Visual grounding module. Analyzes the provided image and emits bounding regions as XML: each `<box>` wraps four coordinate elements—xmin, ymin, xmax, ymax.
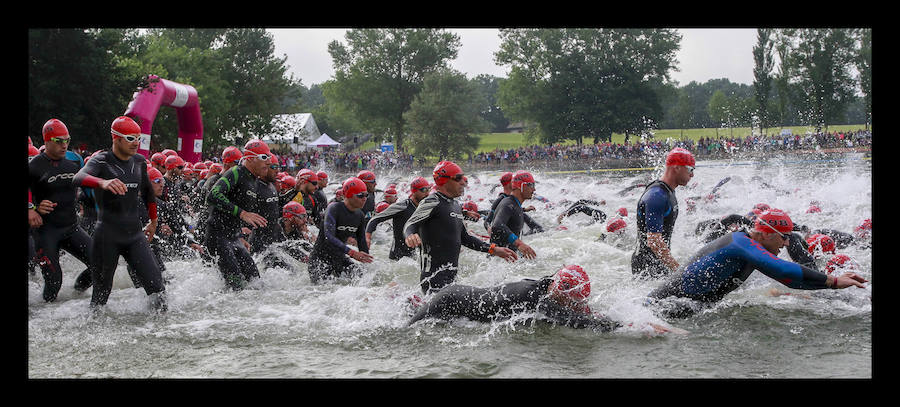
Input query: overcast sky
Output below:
<box><xmin>269</xmin><ymin>28</ymin><xmax>760</xmax><ymax>87</ymax></box>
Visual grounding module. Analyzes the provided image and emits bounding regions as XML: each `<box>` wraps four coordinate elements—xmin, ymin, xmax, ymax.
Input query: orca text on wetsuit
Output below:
<box><xmin>28</xmin><ymin>149</ymin><xmax>94</xmax><ymax>301</ymax></box>
<box><xmin>308</xmin><ymin>201</ymin><xmax>369</xmax><ymax>283</ymax></box>
<box><xmin>205</xmin><ymin>164</ymin><xmax>264</xmax><ymax>289</ymax></box>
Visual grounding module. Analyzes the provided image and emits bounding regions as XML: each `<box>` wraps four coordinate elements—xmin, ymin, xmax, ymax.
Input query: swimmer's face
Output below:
<box><xmin>758</xmin><ymin>231</ymin><xmax>790</xmax><ymax>255</ymax></box>
<box><xmin>676</xmin><ymin>165</ymin><xmax>694</xmax><ymax>186</ymax></box>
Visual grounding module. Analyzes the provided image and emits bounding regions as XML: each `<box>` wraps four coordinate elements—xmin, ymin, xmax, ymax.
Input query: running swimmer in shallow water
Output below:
<box><xmin>307</xmin><ymin>177</ymin><xmax>373</xmax><ymax>284</ymax></box>
<box><xmin>490</xmin><ymin>171</ymin><xmax>539</xmax><ymax>259</ymax></box>
<box><xmin>404</xmin><ymin>161</ymin><xmax>518</xmax><ymax>294</ymax></box>
<box><xmin>365</xmin><ymin>177</ymin><xmax>432</xmax><ymax>260</ymax></box>
<box><xmin>408</xmin><ymin>265</ymin><xmax>675</xmax><ymax>334</ymax></box>
<box><xmin>645</xmin><ymin>209</ymin><xmax>867</xmax><ymax>319</ymax></box>
<box><xmin>632</xmin><ymin>147</ymin><xmax>695</xmax><ymax>279</ymax></box>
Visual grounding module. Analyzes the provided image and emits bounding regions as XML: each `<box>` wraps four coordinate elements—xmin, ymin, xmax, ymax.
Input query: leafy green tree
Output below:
<box><xmin>708</xmin><ymin>90</ymin><xmax>728</xmax><ymax>137</ymax></box>
<box><xmin>326</xmin><ymin>29</ymin><xmax>461</xmax><ymax>152</ymax></box>
<box><xmin>752</xmin><ymin>29</ymin><xmax>776</xmax><ymax>135</ymax></box>
<box><xmin>855</xmin><ymin>28</ymin><xmax>872</xmax><ymax>129</ymax></box>
<box><xmin>471</xmin><ymin>74</ymin><xmax>509</xmax><ymax>133</ymax></box>
<box><xmin>495</xmin><ymin>29</ymin><xmax>680</xmax><ymax>144</ymax></box>
<box><xmin>780</xmin><ymin>28</ymin><xmax>858</xmax><ymax>131</ymax></box>
<box><xmin>404</xmin><ymin>69</ymin><xmax>489</xmax><ymax>160</ymax></box>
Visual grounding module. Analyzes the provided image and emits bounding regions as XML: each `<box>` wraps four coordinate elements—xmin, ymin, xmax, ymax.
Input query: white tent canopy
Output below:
<box><xmin>307</xmin><ymin>133</ymin><xmax>341</xmax><ymax>147</ymax></box>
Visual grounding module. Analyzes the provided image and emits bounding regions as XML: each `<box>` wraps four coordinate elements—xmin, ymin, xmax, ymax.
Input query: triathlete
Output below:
<box><xmin>307</xmin><ymin>177</ymin><xmax>373</xmax><ymax>284</ymax></box>
<box><xmin>204</xmin><ymin>140</ymin><xmax>271</xmax><ymax>290</ymax></box>
<box><xmin>404</xmin><ymin>161</ymin><xmax>518</xmax><ymax>294</ymax></box>
<box><xmin>365</xmin><ymin>176</ymin><xmax>431</xmax><ymax>260</ymax></box>
<box><xmin>483</xmin><ymin>171</ymin><xmax>543</xmax><ymax>235</ymax></box>
<box><xmin>632</xmin><ymin>147</ymin><xmax>695</xmax><ymax>279</ymax></box>
<box><xmin>357</xmin><ymin>170</ymin><xmax>378</xmax><ymax>221</ymax></box>
<box><xmin>27</xmin><ymin>118</ymin><xmax>94</xmax><ymax>301</ymax></box>
<box><xmin>72</xmin><ymin>116</ymin><xmax>167</xmax><ymax>312</ymax></box>
<box><xmin>489</xmin><ymin>170</ymin><xmax>538</xmax><ymax>259</ymax></box>
<box><xmin>645</xmin><ymin>209</ymin><xmax>868</xmax><ymax>319</ymax></box>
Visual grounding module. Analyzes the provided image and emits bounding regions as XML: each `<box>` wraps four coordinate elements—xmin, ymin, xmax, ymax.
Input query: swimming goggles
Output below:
<box><xmin>49</xmin><ymin>137</ymin><xmax>71</xmax><ymax>144</ymax></box>
<box><xmin>111</xmin><ymin>129</ymin><xmax>141</xmax><ymax>142</ymax></box>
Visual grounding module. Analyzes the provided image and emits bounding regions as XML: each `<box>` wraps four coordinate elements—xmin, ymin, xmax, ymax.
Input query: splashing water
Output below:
<box><xmin>28</xmin><ymin>154</ymin><xmax>871</xmax><ymax>378</ymax></box>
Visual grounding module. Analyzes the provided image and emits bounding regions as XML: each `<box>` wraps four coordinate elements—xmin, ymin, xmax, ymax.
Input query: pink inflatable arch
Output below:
<box><xmin>124</xmin><ymin>75</ymin><xmax>204</xmax><ymax>163</ymax></box>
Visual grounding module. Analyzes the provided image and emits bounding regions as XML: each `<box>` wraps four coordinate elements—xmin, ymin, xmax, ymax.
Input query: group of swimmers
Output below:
<box><xmin>28</xmin><ymin>116</ymin><xmax>870</xmax><ymax>333</ymax></box>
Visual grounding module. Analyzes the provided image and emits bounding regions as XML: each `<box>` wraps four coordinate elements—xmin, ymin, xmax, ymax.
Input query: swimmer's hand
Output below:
<box><xmin>832</xmin><ymin>272</ymin><xmax>868</xmax><ymax>289</ymax></box>
<box><xmin>490</xmin><ymin>246</ymin><xmax>518</xmax><ymax>262</ymax></box>
<box><xmin>239</xmin><ymin>210</ymin><xmax>268</xmax><ymax>228</ymax></box>
<box><xmin>100</xmin><ymin>178</ymin><xmax>128</xmax><ymax>195</ymax></box>
<box><xmin>348</xmin><ymin>249</ymin><xmax>373</xmax><ymax>263</ymax></box>
<box><xmin>405</xmin><ymin>233</ymin><xmax>422</xmax><ymax>248</ymax></box>
<box><xmin>514</xmin><ymin>240</ymin><xmax>537</xmax><ymax>259</ymax></box>
<box><xmin>648</xmin><ymin>322</ymin><xmax>689</xmax><ymax>335</ymax></box>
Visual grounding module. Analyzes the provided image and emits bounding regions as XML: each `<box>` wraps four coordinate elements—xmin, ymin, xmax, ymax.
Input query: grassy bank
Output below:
<box><xmin>354</xmin><ymin>124</ymin><xmax>870</xmax><ymax>154</ymax></box>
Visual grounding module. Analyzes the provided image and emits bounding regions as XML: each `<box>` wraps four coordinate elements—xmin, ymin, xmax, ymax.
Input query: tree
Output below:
<box><xmin>708</xmin><ymin>90</ymin><xmax>728</xmax><ymax>137</ymax></box>
<box><xmin>752</xmin><ymin>29</ymin><xmax>776</xmax><ymax>135</ymax></box>
<box><xmin>326</xmin><ymin>29</ymin><xmax>461</xmax><ymax>152</ymax></box>
<box><xmin>404</xmin><ymin>69</ymin><xmax>489</xmax><ymax>160</ymax></box>
<box><xmin>495</xmin><ymin>29</ymin><xmax>680</xmax><ymax>144</ymax></box>
<box><xmin>781</xmin><ymin>28</ymin><xmax>858</xmax><ymax>132</ymax></box>
<box><xmin>855</xmin><ymin>28</ymin><xmax>872</xmax><ymax>129</ymax></box>
<box><xmin>471</xmin><ymin>74</ymin><xmax>510</xmax><ymax>133</ymax></box>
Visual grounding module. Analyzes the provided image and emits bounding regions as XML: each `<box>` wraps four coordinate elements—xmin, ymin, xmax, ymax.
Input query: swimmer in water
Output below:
<box><xmin>489</xmin><ymin>171</ymin><xmax>538</xmax><ymax>259</ymax></box>
<box><xmin>307</xmin><ymin>177</ymin><xmax>373</xmax><ymax>284</ymax></box>
<box><xmin>632</xmin><ymin>147</ymin><xmax>695</xmax><ymax>279</ymax></box>
<box><xmin>408</xmin><ymin>265</ymin><xmax>675</xmax><ymax>334</ymax></box>
<box><xmin>645</xmin><ymin>209</ymin><xmax>867</xmax><ymax>319</ymax></box>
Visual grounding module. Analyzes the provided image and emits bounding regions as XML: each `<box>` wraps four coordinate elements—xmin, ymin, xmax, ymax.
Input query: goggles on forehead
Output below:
<box><xmin>111</xmin><ymin>129</ymin><xmax>141</xmax><ymax>142</ymax></box>
<box><xmin>440</xmin><ymin>173</ymin><xmax>465</xmax><ymax>182</ymax></box>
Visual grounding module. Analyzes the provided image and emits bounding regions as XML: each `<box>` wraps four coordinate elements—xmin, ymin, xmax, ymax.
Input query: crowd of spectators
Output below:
<box><xmin>74</xmin><ymin>129</ymin><xmax>870</xmax><ymax>172</ymax></box>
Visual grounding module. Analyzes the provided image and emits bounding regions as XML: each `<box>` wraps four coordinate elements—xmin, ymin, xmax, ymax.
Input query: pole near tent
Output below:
<box><xmin>124</xmin><ymin>75</ymin><xmax>204</xmax><ymax>163</ymax></box>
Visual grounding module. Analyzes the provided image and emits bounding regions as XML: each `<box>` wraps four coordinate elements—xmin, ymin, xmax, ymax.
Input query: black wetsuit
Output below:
<box><xmin>365</xmin><ymin>197</ymin><xmax>418</xmax><ymax>260</ymax></box>
<box><xmin>313</xmin><ymin>188</ymin><xmax>329</xmax><ymax>225</ymax></box>
<box><xmin>560</xmin><ymin>199</ymin><xmax>607</xmax><ymax>224</ymax></box>
<box><xmin>647</xmin><ymin>231</ymin><xmax>831</xmax><ymax>319</ymax></box>
<box><xmin>404</xmin><ymin>192</ymin><xmax>493</xmax><ymax>294</ymax></box>
<box><xmin>694</xmin><ymin>214</ymin><xmax>753</xmax><ymax>243</ymax></box>
<box><xmin>308</xmin><ymin>201</ymin><xmax>369</xmax><ymax>284</ymax></box>
<box><xmin>28</xmin><ymin>151</ymin><xmax>94</xmax><ymax>301</ymax></box>
<box><xmin>248</xmin><ymin>180</ymin><xmax>283</xmax><ymax>253</ymax></box>
<box><xmin>484</xmin><ymin>192</ymin><xmax>543</xmax><ymax>233</ymax></box>
<box><xmin>490</xmin><ymin>195</ymin><xmax>527</xmax><ymax>249</ymax></box>
<box><xmin>362</xmin><ymin>192</ymin><xmax>376</xmax><ymax>221</ymax></box>
<box><xmin>632</xmin><ymin>180</ymin><xmax>679</xmax><ymax>278</ymax></box>
<box><xmin>407</xmin><ymin>277</ymin><xmax>621</xmax><ymax>332</ymax></box>
<box><xmin>205</xmin><ymin>165</ymin><xmax>262</xmax><ymax>290</ymax></box>
<box><xmin>73</xmin><ymin>151</ymin><xmax>165</xmax><ymax>307</ymax></box>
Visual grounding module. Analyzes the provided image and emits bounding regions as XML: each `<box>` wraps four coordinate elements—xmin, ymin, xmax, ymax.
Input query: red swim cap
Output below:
<box><xmin>282</xmin><ymin>201</ymin><xmax>307</xmax><ymax>218</ymax></box>
<box><xmin>752</xmin><ymin>203</ymin><xmax>770</xmax><ymax>216</ymax></box>
<box><xmin>433</xmin><ymin>161</ymin><xmax>463</xmax><ymax>186</ymax></box>
<box><xmin>192</xmin><ymin>162</ymin><xmax>208</xmax><ymax>171</ymax></box>
<box><xmin>384</xmin><ymin>187</ymin><xmax>398</xmax><ymax>197</ymax></box>
<box><xmin>665</xmin><ymin>147</ymin><xmax>695</xmax><ymax>167</ymax></box>
<box><xmin>462</xmin><ymin>201</ymin><xmax>478</xmax><ymax>212</ymax></box>
<box><xmin>806</xmin><ymin>234</ymin><xmax>836</xmax><ymax>255</ymax></box>
<box><xmin>754</xmin><ymin>209</ymin><xmax>793</xmax><ymax>235</ymax></box>
<box><xmin>510</xmin><ymin>171</ymin><xmax>535</xmax><ymax>189</ymax></box>
<box><xmin>164</xmin><ymin>155</ymin><xmax>185</xmax><ymax>170</ymax></box>
<box><xmin>280</xmin><ymin>175</ymin><xmax>297</xmax><ymax>189</ymax></box>
<box><xmin>222</xmin><ymin>146</ymin><xmax>243</xmax><ymax>164</ymax></box>
<box><xmin>549</xmin><ymin>265</ymin><xmax>591</xmax><ymax>302</ymax></box>
<box><xmin>28</xmin><ymin>144</ymin><xmax>40</xmax><ymax>158</ymax></box>
<box><xmin>616</xmin><ymin>207</ymin><xmax>628</xmax><ymax>217</ymax></box>
<box><xmin>606</xmin><ymin>218</ymin><xmax>627</xmax><ymax>233</ymax></box>
<box><xmin>199</xmin><ymin>169</ymin><xmax>209</xmax><ymax>179</ymax></box>
<box><xmin>208</xmin><ymin>163</ymin><xmax>223</xmax><ymax>174</ymax></box>
<box><xmin>296</xmin><ymin>169</ymin><xmax>319</xmax><ymax>184</ymax></box>
<box><xmin>42</xmin><ymin>119</ymin><xmax>69</xmax><ymax>142</ymax></box>
<box><xmin>111</xmin><ymin>116</ymin><xmax>141</xmax><ymax>140</ymax></box>
<box><xmin>807</xmin><ymin>205</ymin><xmax>822</xmax><ymax>214</ymax></box>
<box><xmin>357</xmin><ymin>170</ymin><xmax>376</xmax><ymax>183</ymax></box>
<box><xmin>342</xmin><ymin>177</ymin><xmax>368</xmax><ymax>198</ymax></box>
<box><xmin>147</xmin><ymin>167</ymin><xmax>164</xmax><ymax>183</ymax></box>
<box><xmin>317</xmin><ymin>171</ymin><xmax>328</xmax><ymax>181</ymax></box>
<box><xmin>410</xmin><ymin>176</ymin><xmax>431</xmax><ymax>192</ymax></box>
<box><xmin>825</xmin><ymin>254</ymin><xmax>855</xmax><ymax>275</ymax></box>
<box><xmin>500</xmin><ymin>172</ymin><xmax>513</xmax><ymax>186</ymax></box>
<box><xmin>243</xmin><ymin>139</ymin><xmax>271</xmax><ymax>157</ymax></box>
<box><xmin>376</xmin><ymin>201</ymin><xmax>390</xmax><ymax>213</ymax></box>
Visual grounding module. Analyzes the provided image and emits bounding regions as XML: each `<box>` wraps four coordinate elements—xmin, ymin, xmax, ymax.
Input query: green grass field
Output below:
<box><xmin>355</xmin><ymin>124</ymin><xmax>870</xmax><ymax>154</ymax></box>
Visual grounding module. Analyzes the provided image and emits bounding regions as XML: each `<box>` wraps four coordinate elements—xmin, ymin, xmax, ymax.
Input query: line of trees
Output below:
<box><xmin>29</xmin><ymin>28</ymin><xmax>871</xmax><ymax>162</ymax></box>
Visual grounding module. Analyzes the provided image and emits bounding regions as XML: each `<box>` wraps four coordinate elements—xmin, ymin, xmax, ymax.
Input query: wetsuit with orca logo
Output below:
<box><xmin>205</xmin><ymin>165</ymin><xmax>263</xmax><ymax>290</ymax></box>
<box><xmin>28</xmin><ymin>150</ymin><xmax>94</xmax><ymax>301</ymax></box>
<box><xmin>403</xmin><ymin>191</ymin><xmax>493</xmax><ymax>294</ymax></box>
<box><xmin>73</xmin><ymin>151</ymin><xmax>165</xmax><ymax>307</ymax></box>
<box><xmin>308</xmin><ymin>201</ymin><xmax>369</xmax><ymax>283</ymax></box>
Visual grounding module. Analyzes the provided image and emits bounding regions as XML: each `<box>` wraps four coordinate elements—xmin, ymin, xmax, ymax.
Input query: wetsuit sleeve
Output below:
<box><xmin>366</xmin><ymin>201</ymin><xmax>406</xmax><ymax>234</ymax></box>
<box><xmin>404</xmin><ymin>194</ymin><xmax>438</xmax><ymax>238</ymax></box>
<box><xmin>323</xmin><ymin>204</ymin><xmax>351</xmax><ymax>254</ymax></box>
<box><xmin>738</xmin><ymin>234</ymin><xmax>828</xmax><ymax>290</ymax></box>
<box><xmin>462</xmin><ymin>227</ymin><xmax>492</xmax><ymax>252</ymax></box>
<box><xmin>490</xmin><ymin>200</ymin><xmax>518</xmax><ymax>245</ymax></box>
<box><xmin>206</xmin><ymin>167</ymin><xmax>243</xmax><ymax>218</ymax></box>
<box><xmin>72</xmin><ymin>155</ymin><xmax>104</xmax><ymax>189</ymax></box>
<box><xmin>356</xmin><ymin>213</ymin><xmax>369</xmax><ymax>253</ymax></box>
<box><xmin>641</xmin><ymin>187</ymin><xmax>669</xmax><ymax>234</ymax></box>
<box><xmin>523</xmin><ymin>213</ymin><xmax>544</xmax><ymax>235</ymax></box>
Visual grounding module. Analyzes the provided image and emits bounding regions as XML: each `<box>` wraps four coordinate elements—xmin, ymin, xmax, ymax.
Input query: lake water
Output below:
<box><xmin>27</xmin><ymin>153</ymin><xmax>872</xmax><ymax>379</ymax></box>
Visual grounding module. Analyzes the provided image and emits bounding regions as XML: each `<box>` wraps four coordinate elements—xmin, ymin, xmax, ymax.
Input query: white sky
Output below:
<box><xmin>269</xmin><ymin>28</ymin><xmax>759</xmax><ymax>87</ymax></box>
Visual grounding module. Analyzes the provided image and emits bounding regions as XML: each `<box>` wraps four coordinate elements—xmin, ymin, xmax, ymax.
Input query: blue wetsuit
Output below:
<box><xmin>632</xmin><ymin>180</ymin><xmax>678</xmax><ymax>278</ymax></box>
<box><xmin>647</xmin><ymin>231</ymin><xmax>830</xmax><ymax>318</ymax></box>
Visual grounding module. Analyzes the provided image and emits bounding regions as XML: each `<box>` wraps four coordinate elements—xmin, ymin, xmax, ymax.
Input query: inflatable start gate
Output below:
<box><xmin>124</xmin><ymin>75</ymin><xmax>204</xmax><ymax>163</ymax></box>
